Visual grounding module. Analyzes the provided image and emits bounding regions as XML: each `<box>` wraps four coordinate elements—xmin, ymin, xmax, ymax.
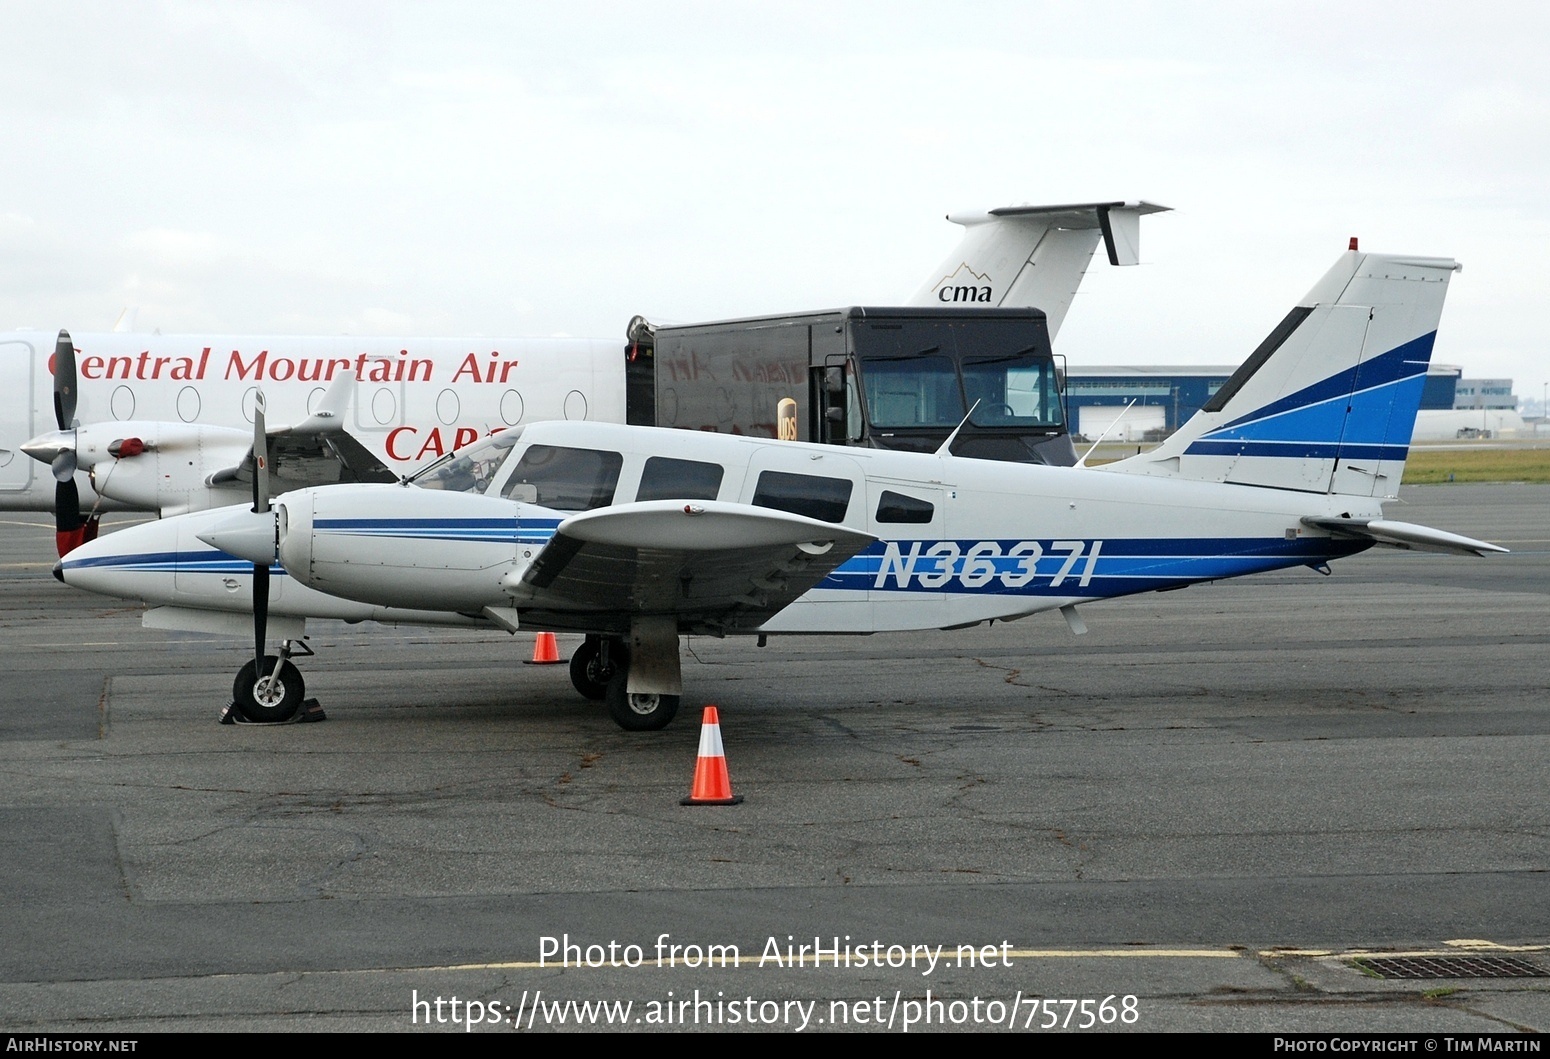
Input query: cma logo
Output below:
<box><xmin>931</xmin><ymin>262</ymin><xmax>995</xmax><ymax>304</ymax></box>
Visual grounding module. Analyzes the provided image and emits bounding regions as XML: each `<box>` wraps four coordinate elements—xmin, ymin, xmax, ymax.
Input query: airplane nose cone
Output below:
<box><xmin>196</xmin><ymin>509</ymin><xmax>278</xmax><ymax>565</ymax></box>
<box><xmin>52</xmin><ymin>560</ymin><xmax>64</xmax><ymax>583</ymax></box>
<box><xmin>20</xmin><ymin>430</ymin><xmax>71</xmax><ymax>467</ymax></box>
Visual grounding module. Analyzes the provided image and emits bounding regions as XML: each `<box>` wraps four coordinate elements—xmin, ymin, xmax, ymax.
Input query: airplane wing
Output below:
<box><xmin>214</xmin><ymin>376</ymin><xmax>395</xmax><ymax>495</ymax></box>
<box><xmin>502</xmin><ymin>500</ymin><xmax>876</xmax><ymax>633</ymax></box>
<box><xmin>223</xmin><ymin>431</ymin><xmax>397</xmax><ymax>491</ymax></box>
<box><xmin>1301</xmin><ymin>516</ymin><xmax>1507</xmax><ymax>556</ymax></box>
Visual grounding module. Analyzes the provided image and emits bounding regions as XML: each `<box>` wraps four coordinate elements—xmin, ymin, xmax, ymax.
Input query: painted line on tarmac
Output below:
<box><xmin>434</xmin><ymin>947</ymin><xmax>1248</xmax><ymax>972</ymax></box>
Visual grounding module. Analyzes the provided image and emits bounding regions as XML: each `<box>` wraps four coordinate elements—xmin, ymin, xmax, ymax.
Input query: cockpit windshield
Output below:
<box><xmin>409</xmin><ymin>430</ymin><xmax>521</xmax><ymax>494</ymax></box>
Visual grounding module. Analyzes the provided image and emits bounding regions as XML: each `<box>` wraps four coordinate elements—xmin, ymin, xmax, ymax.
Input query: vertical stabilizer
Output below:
<box><xmin>909</xmin><ymin>201</ymin><xmax>1169</xmax><ymax>337</ymax></box>
<box><xmin>1103</xmin><ymin>250</ymin><xmax>1460</xmax><ymax>497</ymax></box>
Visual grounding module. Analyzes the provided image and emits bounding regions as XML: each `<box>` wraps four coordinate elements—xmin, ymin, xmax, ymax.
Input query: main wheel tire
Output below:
<box><xmin>568</xmin><ymin>637</ymin><xmax>620</xmax><ymax>701</ymax></box>
<box><xmin>233</xmin><ymin>656</ymin><xmax>305</xmax><ymax>723</ymax></box>
<box><xmin>604</xmin><ymin>669</ymin><xmax>679</xmax><ymax>731</ymax></box>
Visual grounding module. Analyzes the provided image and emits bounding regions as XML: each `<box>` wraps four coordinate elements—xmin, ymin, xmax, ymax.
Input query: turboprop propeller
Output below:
<box><xmin>19</xmin><ymin>331</ymin><xmax>101</xmax><ymax>556</ymax></box>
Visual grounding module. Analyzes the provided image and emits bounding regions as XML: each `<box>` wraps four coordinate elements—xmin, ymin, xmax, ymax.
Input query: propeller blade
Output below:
<box><xmin>252</xmin><ymin>389</ymin><xmax>269</xmax><ymax>514</ymax></box>
<box><xmin>55</xmin><ymin>478</ymin><xmax>83</xmax><ymax>535</ymax></box>
<box><xmin>54</xmin><ymin>478</ymin><xmax>85</xmax><ymax>557</ymax></box>
<box><xmin>253</xmin><ymin>561</ymin><xmax>270</xmax><ymax>680</ymax></box>
<box><xmin>49</xmin><ymin>448</ymin><xmax>78</xmax><ymax>483</ymax></box>
<box><xmin>52</xmin><ymin>330</ymin><xmax>76</xmax><ymax>431</ymax></box>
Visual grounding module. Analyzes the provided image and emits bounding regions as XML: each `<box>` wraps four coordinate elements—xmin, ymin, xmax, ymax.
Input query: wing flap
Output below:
<box><xmin>505</xmin><ymin>501</ymin><xmax>875</xmax><ymax>630</ymax></box>
<box><xmin>1301</xmin><ymin>516</ymin><xmax>1507</xmax><ymax>556</ymax></box>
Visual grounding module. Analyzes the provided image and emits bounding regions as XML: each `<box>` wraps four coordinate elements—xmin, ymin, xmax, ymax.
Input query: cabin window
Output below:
<box><xmin>875</xmin><ymin>490</ymin><xmax>934</xmax><ymax>524</ymax></box>
<box><xmin>636</xmin><ymin>457</ymin><xmax>724</xmax><ymax>502</ymax></box>
<box><xmin>752</xmin><ymin>470</ymin><xmax>853</xmax><ymax>524</ymax></box>
<box><xmin>501</xmin><ymin>444</ymin><xmax>622</xmax><ymax>511</ymax></box>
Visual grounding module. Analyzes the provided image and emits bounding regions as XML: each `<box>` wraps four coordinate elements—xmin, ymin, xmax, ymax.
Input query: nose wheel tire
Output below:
<box><xmin>233</xmin><ymin>656</ymin><xmax>305</xmax><ymax>723</ymax></box>
<box><xmin>604</xmin><ymin>669</ymin><xmax>679</xmax><ymax>731</ymax></box>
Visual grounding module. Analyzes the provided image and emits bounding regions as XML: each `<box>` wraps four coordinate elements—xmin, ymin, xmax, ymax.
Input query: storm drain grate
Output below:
<box><xmin>1352</xmin><ymin>955</ymin><xmax>1547</xmax><ymax>980</ymax></box>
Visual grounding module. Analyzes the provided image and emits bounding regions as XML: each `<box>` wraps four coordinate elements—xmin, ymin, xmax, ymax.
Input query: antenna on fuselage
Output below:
<box><xmin>934</xmin><ymin>400</ymin><xmax>981</xmax><ymax>457</ymax></box>
<box><xmin>1074</xmin><ymin>399</ymin><xmax>1138</xmax><ymax>469</ymax></box>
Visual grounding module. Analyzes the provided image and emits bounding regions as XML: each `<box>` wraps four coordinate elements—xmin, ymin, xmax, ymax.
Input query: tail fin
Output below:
<box><xmin>1104</xmin><ymin>249</ymin><xmax>1460</xmax><ymax>497</ymax></box>
<box><xmin>909</xmin><ymin>201</ymin><xmax>1170</xmax><ymax>337</ymax></box>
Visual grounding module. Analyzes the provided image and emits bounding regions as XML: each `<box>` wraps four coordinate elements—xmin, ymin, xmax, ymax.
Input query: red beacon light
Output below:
<box><xmin>1349</xmin><ymin>237</ymin><xmax>1359</xmax><ymax>251</ymax></box>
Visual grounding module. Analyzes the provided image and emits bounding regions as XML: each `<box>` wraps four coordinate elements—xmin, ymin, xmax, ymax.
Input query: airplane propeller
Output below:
<box><xmin>42</xmin><ymin>330</ymin><xmax>98</xmax><ymax>556</ymax></box>
<box><xmin>197</xmin><ymin>389</ymin><xmax>305</xmax><ymax>722</ymax></box>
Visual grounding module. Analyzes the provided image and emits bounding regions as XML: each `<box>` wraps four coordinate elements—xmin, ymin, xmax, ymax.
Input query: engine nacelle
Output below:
<box><xmin>277</xmin><ymin>484</ymin><xmax>527</xmax><ymax>613</ymax></box>
<box><xmin>81</xmin><ymin>420</ymin><xmax>253</xmax><ymax>514</ymax></box>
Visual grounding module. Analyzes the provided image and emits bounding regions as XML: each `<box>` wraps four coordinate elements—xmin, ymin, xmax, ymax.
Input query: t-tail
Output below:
<box><xmin>1104</xmin><ymin>246</ymin><xmax>1461</xmax><ymax>499</ymax></box>
<box><xmin>909</xmin><ymin>201</ymin><xmax>1170</xmax><ymax>337</ymax></box>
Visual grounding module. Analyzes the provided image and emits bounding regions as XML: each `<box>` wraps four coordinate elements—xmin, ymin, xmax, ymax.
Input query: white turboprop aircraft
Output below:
<box><xmin>55</xmin><ymin>243</ymin><xmax>1504</xmax><ymax>730</ymax></box>
<box><xmin>6</xmin><ymin>201</ymin><xmax>1167</xmax><ymax>552</ymax></box>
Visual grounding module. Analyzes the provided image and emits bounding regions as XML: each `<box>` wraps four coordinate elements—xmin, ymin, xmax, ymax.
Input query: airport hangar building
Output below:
<box><xmin>1064</xmin><ymin>363</ymin><xmax>1476</xmax><ymax>441</ymax></box>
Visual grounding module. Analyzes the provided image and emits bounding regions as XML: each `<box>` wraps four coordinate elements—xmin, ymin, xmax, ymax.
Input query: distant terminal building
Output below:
<box><xmin>1417</xmin><ymin>366</ymin><xmax>1527</xmax><ymax>438</ymax></box>
<box><xmin>1452</xmin><ymin>376</ymin><xmax>1516</xmax><ymax>410</ymax></box>
<box><xmin>1062</xmin><ymin>363</ymin><xmax>1519</xmax><ymax>441</ymax></box>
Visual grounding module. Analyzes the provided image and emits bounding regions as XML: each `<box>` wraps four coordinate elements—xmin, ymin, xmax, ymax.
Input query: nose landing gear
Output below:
<box><xmin>228</xmin><ymin>639</ymin><xmax>317</xmax><ymax>723</ymax></box>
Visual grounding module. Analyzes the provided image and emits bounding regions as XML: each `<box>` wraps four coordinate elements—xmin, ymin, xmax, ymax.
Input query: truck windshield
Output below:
<box><xmin>853</xmin><ymin>319</ymin><xmax>1062</xmax><ymax>431</ymax></box>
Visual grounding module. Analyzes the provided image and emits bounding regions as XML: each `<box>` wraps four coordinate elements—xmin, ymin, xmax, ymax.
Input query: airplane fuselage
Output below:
<box><xmin>0</xmin><ymin>331</ymin><xmax>624</xmax><ymax>511</ymax></box>
<box><xmin>59</xmin><ymin>421</ymin><xmax>1378</xmax><ymax>638</ymax></box>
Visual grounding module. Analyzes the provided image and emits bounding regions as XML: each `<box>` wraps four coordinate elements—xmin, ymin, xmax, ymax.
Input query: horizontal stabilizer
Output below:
<box><xmin>1301</xmin><ymin>516</ymin><xmax>1507</xmax><ymax>556</ymax></box>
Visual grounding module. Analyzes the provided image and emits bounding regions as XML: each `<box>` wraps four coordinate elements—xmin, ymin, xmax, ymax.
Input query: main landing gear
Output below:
<box><xmin>228</xmin><ymin>640</ymin><xmax>317</xmax><ymax>724</ymax></box>
<box><xmin>567</xmin><ymin>627</ymin><xmax>681</xmax><ymax>732</ymax></box>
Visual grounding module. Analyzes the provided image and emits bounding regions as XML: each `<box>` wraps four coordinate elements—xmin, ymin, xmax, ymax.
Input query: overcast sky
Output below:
<box><xmin>5</xmin><ymin>1</ymin><xmax>1547</xmax><ymax>402</ymax></box>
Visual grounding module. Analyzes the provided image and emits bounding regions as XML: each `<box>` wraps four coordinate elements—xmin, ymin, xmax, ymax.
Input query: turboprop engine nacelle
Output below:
<box><xmin>31</xmin><ymin>420</ymin><xmax>255</xmax><ymax>515</ymax></box>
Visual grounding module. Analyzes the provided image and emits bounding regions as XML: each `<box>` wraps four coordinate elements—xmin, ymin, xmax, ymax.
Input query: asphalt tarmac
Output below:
<box><xmin>1</xmin><ymin>484</ymin><xmax>1546</xmax><ymax>1033</ymax></box>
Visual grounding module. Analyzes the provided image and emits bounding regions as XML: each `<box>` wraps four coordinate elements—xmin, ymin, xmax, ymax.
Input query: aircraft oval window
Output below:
<box><xmin>564</xmin><ymin>389</ymin><xmax>588</xmax><ymax>421</ymax></box>
<box><xmin>876</xmin><ymin>490</ymin><xmax>934</xmax><ymax>524</ymax></box>
<box><xmin>500</xmin><ymin>389</ymin><xmax>524</xmax><ymax>426</ymax></box>
<box><xmin>752</xmin><ymin>470</ymin><xmax>853</xmax><ymax>524</ymax></box>
<box><xmin>176</xmin><ymin>386</ymin><xmax>201</xmax><ymax>423</ymax></box>
<box><xmin>437</xmin><ymin>389</ymin><xmax>460</xmax><ymax>425</ymax></box>
<box><xmin>111</xmin><ymin>385</ymin><xmax>135</xmax><ymax>420</ymax></box>
<box><xmin>636</xmin><ymin>457</ymin><xmax>724</xmax><ymax>502</ymax></box>
<box><xmin>372</xmin><ymin>387</ymin><xmax>397</xmax><ymax>425</ymax></box>
<box><xmin>501</xmin><ymin>444</ymin><xmax>621</xmax><ymax>511</ymax></box>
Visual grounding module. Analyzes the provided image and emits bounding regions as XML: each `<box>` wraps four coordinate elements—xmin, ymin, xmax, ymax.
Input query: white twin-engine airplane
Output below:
<box><xmin>5</xmin><ymin>201</ymin><xmax>1166</xmax><ymax>553</ymax></box>
<box><xmin>56</xmin><ymin>244</ymin><xmax>1505</xmax><ymax>731</ymax></box>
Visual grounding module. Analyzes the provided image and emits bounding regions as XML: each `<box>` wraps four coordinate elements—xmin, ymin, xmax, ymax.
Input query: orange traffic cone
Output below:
<box><xmin>681</xmin><ymin>706</ymin><xmax>743</xmax><ymax>806</ymax></box>
<box><xmin>525</xmin><ymin>631</ymin><xmax>562</xmax><ymax>665</ymax></box>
